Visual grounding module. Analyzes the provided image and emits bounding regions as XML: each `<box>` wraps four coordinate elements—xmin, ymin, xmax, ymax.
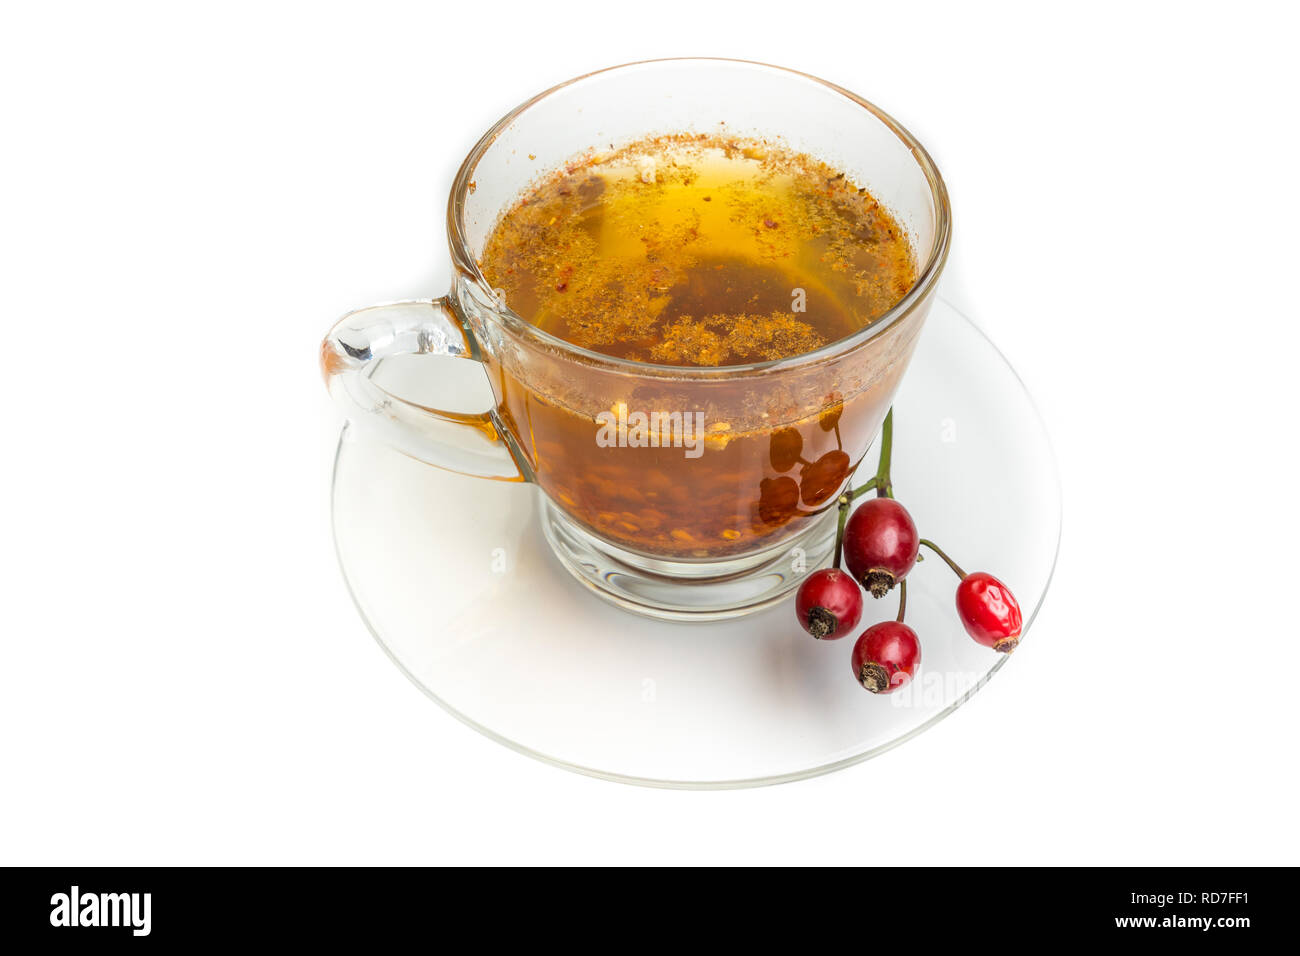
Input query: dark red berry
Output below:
<box><xmin>769</xmin><ymin>428</ymin><xmax>803</xmax><ymax>472</ymax></box>
<box><xmin>850</xmin><ymin>621</ymin><xmax>921</xmax><ymax>693</ymax></box>
<box><xmin>799</xmin><ymin>450</ymin><xmax>851</xmax><ymax>505</ymax></box>
<box><xmin>956</xmin><ymin>572</ymin><xmax>1023</xmax><ymax>652</ymax></box>
<box><xmin>818</xmin><ymin>396</ymin><xmax>843</xmax><ymax>432</ymax></box>
<box><xmin>758</xmin><ymin>476</ymin><xmax>801</xmax><ymax>526</ymax></box>
<box><xmin>795</xmin><ymin>568</ymin><xmax>863</xmax><ymax>640</ymax></box>
<box><xmin>842</xmin><ymin>498</ymin><xmax>919</xmax><ymax>598</ymax></box>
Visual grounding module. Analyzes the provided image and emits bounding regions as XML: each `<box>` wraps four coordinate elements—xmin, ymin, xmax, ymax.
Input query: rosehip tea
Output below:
<box><xmin>482</xmin><ymin>135</ymin><xmax>916</xmax><ymax>365</ymax></box>
<box><xmin>473</xmin><ymin>136</ymin><xmax>918</xmax><ymax>555</ymax></box>
<box><xmin>474</xmin><ymin>135</ymin><xmax>920</xmax><ymax>559</ymax></box>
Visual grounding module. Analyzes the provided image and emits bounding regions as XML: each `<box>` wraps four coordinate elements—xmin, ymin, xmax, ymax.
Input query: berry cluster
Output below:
<box><xmin>794</xmin><ymin>409</ymin><xmax>1023</xmax><ymax>694</ymax></box>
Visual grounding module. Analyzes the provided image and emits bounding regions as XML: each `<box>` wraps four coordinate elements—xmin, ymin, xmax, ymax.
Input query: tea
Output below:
<box><xmin>481</xmin><ymin>134</ymin><xmax>916</xmax><ymax>366</ymax></box>
<box><xmin>475</xmin><ymin>134</ymin><xmax>921</xmax><ymax>559</ymax></box>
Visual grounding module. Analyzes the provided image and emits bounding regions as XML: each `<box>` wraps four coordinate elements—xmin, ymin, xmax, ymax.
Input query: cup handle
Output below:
<box><xmin>320</xmin><ymin>298</ymin><xmax>526</xmax><ymax>481</ymax></box>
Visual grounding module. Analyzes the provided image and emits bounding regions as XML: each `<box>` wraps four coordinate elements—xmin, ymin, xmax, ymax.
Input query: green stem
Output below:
<box><xmin>832</xmin><ymin>495</ymin><xmax>851</xmax><ymax>569</ymax></box>
<box><xmin>896</xmin><ymin>579</ymin><xmax>907</xmax><ymax>622</ymax></box>
<box><xmin>874</xmin><ymin>408</ymin><xmax>894</xmax><ymax>498</ymax></box>
<box><xmin>845</xmin><ymin>476</ymin><xmax>878</xmax><ymax>501</ymax></box>
<box><xmin>919</xmin><ymin>538</ymin><xmax>967</xmax><ymax>579</ymax></box>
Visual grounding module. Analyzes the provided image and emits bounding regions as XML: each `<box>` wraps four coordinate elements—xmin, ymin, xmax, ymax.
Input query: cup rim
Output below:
<box><xmin>447</xmin><ymin>57</ymin><xmax>951</xmax><ymax>379</ymax></box>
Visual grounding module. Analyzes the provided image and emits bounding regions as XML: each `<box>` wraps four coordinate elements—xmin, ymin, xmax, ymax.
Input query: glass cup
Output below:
<box><xmin>320</xmin><ymin>58</ymin><xmax>950</xmax><ymax>620</ymax></box>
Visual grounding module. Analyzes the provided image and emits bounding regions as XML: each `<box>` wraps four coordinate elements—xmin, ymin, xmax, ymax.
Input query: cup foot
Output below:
<box><xmin>539</xmin><ymin>499</ymin><xmax>839</xmax><ymax>621</ymax></box>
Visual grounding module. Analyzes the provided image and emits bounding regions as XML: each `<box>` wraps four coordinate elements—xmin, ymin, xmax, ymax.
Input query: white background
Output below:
<box><xmin>2</xmin><ymin>1</ymin><xmax>1297</xmax><ymax>865</ymax></box>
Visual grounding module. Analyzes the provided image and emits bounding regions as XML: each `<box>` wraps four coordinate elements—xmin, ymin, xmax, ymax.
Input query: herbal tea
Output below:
<box><xmin>481</xmin><ymin>134</ymin><xmax>916</xmax><ymax>365</ymax></box>
<box><xmin>475</xmin><ymin>135</ymin><xmax>921</xmax><ymax>558</ymax></box>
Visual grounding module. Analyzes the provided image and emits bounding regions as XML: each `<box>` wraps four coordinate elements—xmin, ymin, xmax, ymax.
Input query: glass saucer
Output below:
<box><xmin>330</xmin><ymin>298</ymin><xmax>1060</xmax><ymax>788</ymax></box>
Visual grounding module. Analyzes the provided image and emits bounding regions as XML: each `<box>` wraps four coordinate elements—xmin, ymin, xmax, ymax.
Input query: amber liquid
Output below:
<box><xmin>478</xmin><ymin>135</ymin><xmax>919</xmax><ymax>558</ymax></box>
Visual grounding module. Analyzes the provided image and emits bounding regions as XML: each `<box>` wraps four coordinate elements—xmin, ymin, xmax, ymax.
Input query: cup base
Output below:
<box><xmin>539</xmin><ymin>499</ymin><xmax>839</xmax><ymax>621</ymax></box>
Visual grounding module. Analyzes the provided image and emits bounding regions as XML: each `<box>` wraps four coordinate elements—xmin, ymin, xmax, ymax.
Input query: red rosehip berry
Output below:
<box><xmin>955</xmin><ymin>572</ymin><xmax>1023</xmax><ymax>652</ymax></box>
<box><xmin>850</xmin><ymin>621</ymin><xmax>921</xmax><ymax>694</ymax></box>
<box><xmin>818</xmin><ymin>395</ymin><xmax>843</xmax><ymax>432</ymax></box>
<box><xmin>758</xmin><ymin>476</ymin><xmax>801</xmax><ymax>526</ymax></box>
<box><xmin>769</xmin><ymin>428</ymin><xmax>804</xmax><ymax>472</ymax></box>
<box><xmin>799</xmin><ymin>450</ymin><xmax>851</xmax><ymax>506</ymax></box>
<box><xmin>842</xmin><ymin>497</ymin><xmax>919</xmax><ymax>598</ymax></box>
<box><xmin>794</xmin><ymin>568</ymin><xmax>863</xmax><ymax>640</ymax></box>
